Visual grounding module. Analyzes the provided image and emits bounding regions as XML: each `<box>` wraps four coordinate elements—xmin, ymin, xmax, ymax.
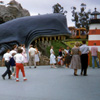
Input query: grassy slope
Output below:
<box><xmin>46</xmin><ymin>40</ymin><xmax>67</xmax><ymax>57</ymax></box>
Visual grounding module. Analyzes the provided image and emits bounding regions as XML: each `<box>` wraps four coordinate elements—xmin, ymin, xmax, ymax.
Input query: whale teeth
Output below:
<box><xmin>33</xmin><ymin>36</ymin><xmax>66</xmax><ymax>44</ymax></box>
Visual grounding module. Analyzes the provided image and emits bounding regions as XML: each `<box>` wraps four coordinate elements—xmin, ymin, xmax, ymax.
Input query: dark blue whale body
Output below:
<box><xmin>0</xmin><ymin>13</ymin><xmax>70</xmax><ymax>55</ymax></box>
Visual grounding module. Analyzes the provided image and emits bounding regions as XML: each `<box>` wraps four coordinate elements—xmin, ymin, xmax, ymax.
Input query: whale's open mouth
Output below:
<box><xmin>0</xmin><ymin>13</ymin><xmax>71</xmax><ymax>58</ymax></box>
<box><xmin>25</xmin><ymin>34</ymin><xmax>70</xmax><ymax>60</ymax></box>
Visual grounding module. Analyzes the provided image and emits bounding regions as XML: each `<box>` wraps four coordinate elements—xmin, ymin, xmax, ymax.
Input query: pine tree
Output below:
<box><xmin>71</xmin><ymin>3</ymin><xmax>91</xmax><ymax>31</ymax></box>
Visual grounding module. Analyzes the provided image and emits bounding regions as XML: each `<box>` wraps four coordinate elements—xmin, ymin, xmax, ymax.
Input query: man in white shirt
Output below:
<box><xmin>80</xmin><ymin>40</ymin><xmax>89</xmax><ymax>76</ymax></box>
<box><xmin>29</xmin><ymin>45</ymin><xmax>37</xmax><ymax>68</ymax></box>
<box><xmin>2</xmin><ymin>49</ymin><xmax>12</xmax><ymax>80</ymax></box>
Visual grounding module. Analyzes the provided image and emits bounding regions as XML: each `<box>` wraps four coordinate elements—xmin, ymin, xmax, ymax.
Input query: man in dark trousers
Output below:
<box><xmin>80</xmin><ymin>40</ymin><xmax>89</xmax><ymax>76</ymax></box>
<box><xmin>2</xmin><ymin>49</ymin><xmax>12</xmax><ymax>80</ymax></box>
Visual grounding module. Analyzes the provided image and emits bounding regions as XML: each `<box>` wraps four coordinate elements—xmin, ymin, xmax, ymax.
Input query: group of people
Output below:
<box><xmin>70</xmin><ymin>40</ymin><xmax>89</xmax><ymax>76</ymax></box>
<box><xmin>1</xmin><ymin>40</ymin><xmax>100</xmax><ymax>81</ymax></box>
<box><xmin>28</xmin><ymin>45</ymin><xmax>40</xmax><ymax>68</ymax></box>
<box><xmin>50</xmin><ymin>40</ymin><xmax>100</xmax><ymax>76</ymax></box>
<box><xmin>1</xmin><ymin>44</ymin><xmax>40</xmax><ymax>82</ymax></box>
<box><xmin>58</xmin><ymin>46</ymin><xmax>72</xmax><ymax>67</ymax></box>
<box><xmin>50</xmin><ymin>46</ymin><xmax>72</xmax><ymax>68</ymax></box>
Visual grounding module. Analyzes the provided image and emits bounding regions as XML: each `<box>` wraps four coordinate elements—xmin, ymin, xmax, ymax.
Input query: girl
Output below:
<box><xmin>21</xmin><ymin>44</ymin><xmax>28</xmax><ymax>66</ymax></box>
<box><xmin>14</xmin><ymin>47</ymin><xmax>27</xmax><ymax>82</ymax></box>
<box><xmin>10</xmin><ymin>53</ymin><xmax>16</xmax><ymax>79</ymax></box>
<box><xmin>34</xmin><ymin>47</ymin><xmax>40</xmax><ymax>67</ymax></box>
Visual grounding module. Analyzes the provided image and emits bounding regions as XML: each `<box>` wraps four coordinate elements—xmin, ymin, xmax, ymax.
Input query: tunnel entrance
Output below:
<box><xmin>30</xmin><ymin>35</ymin><xmax>67</xmax><ymax>65</ymax></box>
<box><xmin>30</xmin><ymin>35</ymin><xmax>67</xmax><ymax>57</ymax></box>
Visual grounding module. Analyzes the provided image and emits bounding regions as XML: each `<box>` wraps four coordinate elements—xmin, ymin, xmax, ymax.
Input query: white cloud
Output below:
<box><xmin>2</xmin><ymin>0</ymin><xmax>100</xmax><ymax>26</ymax></box>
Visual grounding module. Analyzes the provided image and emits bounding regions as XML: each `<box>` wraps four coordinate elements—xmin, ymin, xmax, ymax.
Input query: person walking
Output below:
<box><xmin>58</xmin><ymin>47</ymin><xmax>63</xmax><ymax>57</ymax></box>
<box><xmin>64</xmin><ymin>46</ymin><xmax>72</xmax><ymax>68</ymax></box>
<box><xmin>10</xmin><ymin>45</ymin><xmax>17</xmax><ymax>56</ymax></box>
<box><xmin>69</xmin><ymin>42</ymin><xmax>81</xmax><ymax>76</ymax></box>
<box><xmin>50</xmin><ymin>52</ymin><xmax>56</xmax><ymax>68</ymax></box>
<box><xmin>21</xmin><ymin>44</ymin><xmax>28</xmax><ymax>66</ymax></box>
<box><xmin>91</xmin><ymin>43</ymin><xmax>100</xmax><ymax>68</ymax></box>
<box><xmin>9</xmin><ymin>46</ymin><xmax>17</xmax><ymax>79</ymax></box>
<box><xmin>14</xmin><ymin>47</ymin><xmax>27</xmax><ymax>82</ymax></box>
<box><xmin>50</xmin><ymin>46</ymin><xmax>54</xmax><ymax>54</ymax></box>
<box><xmin>9</xmin><ymin>53</ymin><xmax>16</xmax><ymax>79</ymax></box>
<box><xmin>2</xmin><ymin>49</ymin><xmax>12</xmax><ymax>80</ymax></box>
<box><xmin>80</xmin><ymin>40</ymin><xmax>89</xmax><ymax>76</ymax></box>
<box><xmin>29</xmin><ymin>45</ymin><xmax>37</xmax><ymax>68</ymax></box>
<box><xmin>50</xmin><ymin>46</ymin><xmax>56</xmax><ymax>68</ymax></box>
<box><xmin>34</xmin><ymin>47</ymin><xmax>40</xmax><ymax>66</ymax></box>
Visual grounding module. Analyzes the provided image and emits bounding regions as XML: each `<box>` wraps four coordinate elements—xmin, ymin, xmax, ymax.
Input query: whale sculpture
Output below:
<box><xmin>0</xmin><ymin>13</ymin><xmax>70</xmax><ymax>57</ymax></box>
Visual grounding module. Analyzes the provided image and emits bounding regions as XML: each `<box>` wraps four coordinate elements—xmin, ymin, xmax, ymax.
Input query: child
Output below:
<box><xmin>57</xmin><ymin>56</ymin><xmax>63</xmax><ymax>66</ymax></box>
<box><xmin>9</xmin><ymin>53</ymin><xmax>16</xmax><ymax>79</ymax></box>
<box><xmin>21</xmin><ymin>44</ymin><xmax>28</xmax><ymax>66</ymax></box>
<box><xmin>14</xmin><ymin>47</ymin><xmax>27</xmax><ymax>82</ymax></box>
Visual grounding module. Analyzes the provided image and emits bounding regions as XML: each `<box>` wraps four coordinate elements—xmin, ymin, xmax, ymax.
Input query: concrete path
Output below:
<box><xmin>0</xmin><ymin>66</ymin><xmax>100</xmax><ymax>100</ymax></box>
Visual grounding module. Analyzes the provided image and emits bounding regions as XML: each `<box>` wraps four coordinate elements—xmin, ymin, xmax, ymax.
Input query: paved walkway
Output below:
<box><xmin>0</xmin><ymin>66</ymin><xmax>100</xmax><ymax>100</ymax></box>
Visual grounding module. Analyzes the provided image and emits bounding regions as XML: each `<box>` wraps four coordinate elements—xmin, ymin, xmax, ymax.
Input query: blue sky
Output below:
<box><xmin>2</xmin><ymin>0</ymin><xmax>100</xmax><ymax>27</ymax></box>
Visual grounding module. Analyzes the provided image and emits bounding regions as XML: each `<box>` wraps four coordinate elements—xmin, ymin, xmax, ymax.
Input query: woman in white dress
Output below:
<box><xmin>34</xmin><ymin>47</ymin><xmax>40</xmax><ymax>66</ymax></box>
<box><xmin>21</xmin><ymin>45</ymin><xmax>28</xmax><ymax>66</ymax></box>
<box><xmin>50</xmin><ymin>46</ymin><xmax>56</xmax><ymax>68</ymax></box>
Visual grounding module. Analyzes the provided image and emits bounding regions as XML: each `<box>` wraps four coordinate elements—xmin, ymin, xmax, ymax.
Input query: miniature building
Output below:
<box><xmin>69</xmin><ymin>27</ymin><xmax>87</xmax><ymax>39</ymax></box>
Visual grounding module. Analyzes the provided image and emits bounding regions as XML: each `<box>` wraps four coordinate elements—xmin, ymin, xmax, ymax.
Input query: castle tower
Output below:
<box><xmin>88</xmin><ymin>8</ymin><xmax>100</xmax><ymax>51</ymax></box>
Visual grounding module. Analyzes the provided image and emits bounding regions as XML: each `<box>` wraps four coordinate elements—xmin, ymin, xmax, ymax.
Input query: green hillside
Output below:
<box><xmin>46</xmin><ymin>39</ymin><xmax>88</xmax><ymax>56</ymax></box>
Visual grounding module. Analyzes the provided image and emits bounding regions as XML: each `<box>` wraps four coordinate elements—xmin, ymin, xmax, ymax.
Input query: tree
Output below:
<box><xmin>71</xmin><ymin>3</ymin><xmax>91</xmax><ymax>31</ymax></box>
<box><xmin>53</xmin><ymin>3</ymin><xmax>67</xmax><ymax>15</ymax></box>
